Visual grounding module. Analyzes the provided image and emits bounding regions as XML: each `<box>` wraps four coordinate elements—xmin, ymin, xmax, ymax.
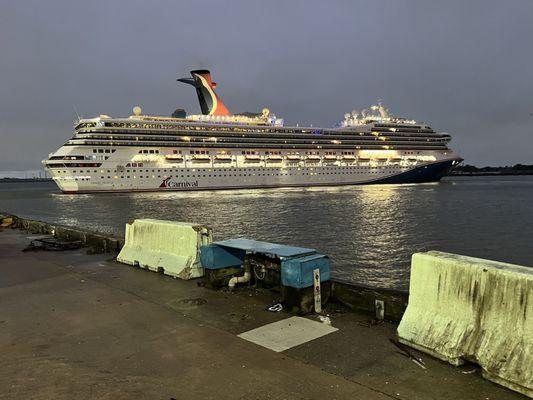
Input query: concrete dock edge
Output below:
<box><xmin>1</xmin><ymin>212</ymin><xmax>123</xmax><ymax>253</ymax></box>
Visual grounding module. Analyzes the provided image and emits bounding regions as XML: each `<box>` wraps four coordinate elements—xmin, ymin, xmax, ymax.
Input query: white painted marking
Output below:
<box><xmin>313</xmin><ymin>268</ymin><xmax>322</xmax><ymax>313</ymax></box>
<box><xmin>375</xmin><ymin>299</ymin><xmax>385</xmax><ymax>320</ymax></box>
<box><xmin>237</xmin><ymin>316</ymin><xmax>338</xmax><ymax>352</ymax></box>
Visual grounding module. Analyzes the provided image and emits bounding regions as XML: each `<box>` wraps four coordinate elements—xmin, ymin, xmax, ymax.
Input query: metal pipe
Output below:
<box><xmin>228</xmin><ymin>266</ymin><xmax>251</xmax><ymax>290</ymax></box>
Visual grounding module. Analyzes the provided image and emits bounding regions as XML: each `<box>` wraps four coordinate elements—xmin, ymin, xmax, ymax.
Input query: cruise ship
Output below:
<box><xmin>44</xmin><ymin>70</ymin><xmax>462</xmax><ymax>193</ymax></box>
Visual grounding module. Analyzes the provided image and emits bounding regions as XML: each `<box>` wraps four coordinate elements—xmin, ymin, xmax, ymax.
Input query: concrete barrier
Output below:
<box><xmin>397</xmin><ymin>251</ymin><xmax>533</xmax><ymax>397</ymax></box>
<box><xmin>117</xmin><ymin>219</ymin><xmax>212</xmax><ymax>280</ymax></box>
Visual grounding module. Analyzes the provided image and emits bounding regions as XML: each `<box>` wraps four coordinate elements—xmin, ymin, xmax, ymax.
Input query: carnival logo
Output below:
<box><xmin>159</xmin><ymin>177</ymin><xmax>199</xmax><ymax>188</ymax></box>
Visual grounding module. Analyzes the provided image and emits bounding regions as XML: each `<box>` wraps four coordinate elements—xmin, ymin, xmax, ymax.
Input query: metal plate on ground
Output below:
<box><xmin>237</xmin><ymin>316</ymin><xmax>338</xmax><ymax>352</ymax></box>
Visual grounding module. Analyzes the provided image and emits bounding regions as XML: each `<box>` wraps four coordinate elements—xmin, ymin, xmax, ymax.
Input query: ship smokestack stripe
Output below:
<box><xmin>178</xmin><ymin>70</ymin><xmax>231</xmax><ymax>116</ymax></box>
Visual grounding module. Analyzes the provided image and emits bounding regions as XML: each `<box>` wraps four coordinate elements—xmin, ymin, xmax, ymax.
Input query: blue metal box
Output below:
<box><xmin>200</xmin><ymin>244</ymin><xmax>246</xmax><ymax>270</ymax></box>
<box><xmin>281</xmin><ymin>254</ymin><xmax>331</xmax><ymax>289</ymax></box>
<box><xmin>212</xmin><ymin>238</ymin><xmax>315</xmax><ymax>258</ymax></box>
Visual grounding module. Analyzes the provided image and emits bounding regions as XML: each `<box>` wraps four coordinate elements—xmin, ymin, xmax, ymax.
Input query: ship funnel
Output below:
<box><xmin>177</xmin><ymin>70</ymin><xmax>231</xmax><ymax>116</ymax></box>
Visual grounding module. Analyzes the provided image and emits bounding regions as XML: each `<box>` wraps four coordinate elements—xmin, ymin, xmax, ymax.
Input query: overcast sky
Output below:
<box><xmin>1</xmin><ymin>0</ymin><xmax>532</xmax><ymax>169</ymax></box>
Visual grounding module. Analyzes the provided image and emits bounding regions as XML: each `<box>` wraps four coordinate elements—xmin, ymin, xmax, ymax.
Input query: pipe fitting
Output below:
<box><xmin>228</xmin><ymin>271</ymin><xmax>251</xmax><ymax>290</ymax></box>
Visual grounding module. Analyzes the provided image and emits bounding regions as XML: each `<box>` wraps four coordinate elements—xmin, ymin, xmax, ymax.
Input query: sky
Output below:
<box><xmin>1</xmin><ymin>0</ymin><xmax>532</xmax><ymax>170</ymax></box>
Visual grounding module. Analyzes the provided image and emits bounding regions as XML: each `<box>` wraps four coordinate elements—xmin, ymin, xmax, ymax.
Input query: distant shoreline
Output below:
<box><xmin>449</xmin><ymin>171</ymin><xmax>533</xmax><ymax>176</ymax></box>
<box><xmin>449</xmin><ymin>164</ymin><xmax>533</xmax><ymax>176</ymax></box>
<box><xmin>0</xmin><ymin>178</ymin><xmax>52</xmax><ymax>183</ymax></box>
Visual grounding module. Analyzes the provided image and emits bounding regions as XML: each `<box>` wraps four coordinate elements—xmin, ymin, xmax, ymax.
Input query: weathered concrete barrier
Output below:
<box><xmin>397</xmin><ymin>251</ymin><xmax>533</xmax><ymax>398</ymax></box>
<box><xmin>14</xmin><ymin>217</ymin><xmax>54</xmax><ymax>235</ymax></box>
<box><xmin>117</xmin><ymin>219</ymin><xmax>212</xmax><ymax>280</ymax></box>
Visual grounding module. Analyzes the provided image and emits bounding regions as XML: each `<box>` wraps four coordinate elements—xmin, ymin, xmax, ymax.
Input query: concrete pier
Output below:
<box><xmin>0</xmin><ymin>228</ymin><xmax>525</xmax><ymax>400</ymax></box>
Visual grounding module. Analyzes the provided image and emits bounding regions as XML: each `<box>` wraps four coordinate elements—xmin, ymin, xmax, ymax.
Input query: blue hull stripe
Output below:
<box><xmin>366</xmin><ymin>159</ymin><xmax>459</xmax><ymax>185</ymax></box>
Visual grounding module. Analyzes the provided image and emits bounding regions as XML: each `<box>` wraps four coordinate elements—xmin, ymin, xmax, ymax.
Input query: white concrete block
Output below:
<box><xmin>117</xmin><ymin>219</ymin><xmax>212</xmax><ymax>279</ymax></box>
<box><xmin>398</xmin><ymin>251</ymin><xmax>532</xmax><ymax>397</ymax></box>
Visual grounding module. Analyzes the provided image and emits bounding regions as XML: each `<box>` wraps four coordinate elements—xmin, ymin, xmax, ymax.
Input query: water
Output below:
<box><xmin>1</xmin><ymin>176</ymin><xmax>532</xmax><ymax>290</ymax></box>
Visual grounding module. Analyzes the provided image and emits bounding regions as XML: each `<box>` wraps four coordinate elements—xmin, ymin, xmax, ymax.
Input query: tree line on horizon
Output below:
<box><xmin>454</xmin><ymin>163</ymin><xmax>533</xmax><ymax>174</ymax></box>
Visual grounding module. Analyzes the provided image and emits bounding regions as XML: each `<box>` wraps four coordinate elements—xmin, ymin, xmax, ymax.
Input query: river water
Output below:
<box><xmin>1</xmin><ymin>176</ymin><xmax>532</xmax><ymax>289</ymax></box>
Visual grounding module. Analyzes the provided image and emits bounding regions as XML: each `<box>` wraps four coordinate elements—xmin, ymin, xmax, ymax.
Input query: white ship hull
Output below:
<box><xmin>46</xmin><ymin>146</ymin><xmax>461</xmax><ymax>194</ymax></box>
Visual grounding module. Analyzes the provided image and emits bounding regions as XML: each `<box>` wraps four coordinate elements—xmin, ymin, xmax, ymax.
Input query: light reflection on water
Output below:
<box><xmin>1</xmin><ymin>176</ymin><xmax>532</xmax><ymax>289</ymax></box>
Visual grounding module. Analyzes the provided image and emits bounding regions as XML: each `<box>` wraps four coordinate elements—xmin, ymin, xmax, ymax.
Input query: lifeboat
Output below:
<box><xmin>266</xmin><ymin>155</ymin><xmax>282</xmax><ymax>162</ymax></box>
<box><xmin>165</xmin><ymin>154</ymin><xmax>183</xmax><ymax>161</ymax></box>
<box><xmin>306</xmin><ymin>155</ymin><xmax>321</xmax><ymax>162</ymax></box>
<box><xmin>245</xmin><ymin>155</ymin><xmax>261</xmax><ymax>162</ymax></box>
<box><xmin>342</xmin><ymin>155</ymin><xmax>356</xmax><ymax>161</ymax></box>
<box><xmin>286</xmin><ymin>155</ymin><xmax>302</xmax><ymax>162</ymax></box>
<box><xmin>192</xmin><ymin>154</ymin><xmax>211</xmax><ymax>162</ymax></box>
<box><xmin>215</xmin><ymin>154</ymin><xmax>232</xmax><ymax>162</ymax></box>
<box><xmin>391</xmin><ymin>157</ymin><xmax>402</xmax><ymax>162</ymax></box>
<box><xmin>323</xmin><ymin>155</ymin><xmax>338</xmax><ymax>162</ymax></box>
<box><xmin>357</xmin><ymin>158</ymin><xmax>371</xmax><ymax>162</ymax></box>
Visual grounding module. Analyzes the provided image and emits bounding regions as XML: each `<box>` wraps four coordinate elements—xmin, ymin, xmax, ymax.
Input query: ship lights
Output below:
<box><xmin>340</xmin><ymin>102</ymin><xmax>420</xmax><ymax>127</ymax></box>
